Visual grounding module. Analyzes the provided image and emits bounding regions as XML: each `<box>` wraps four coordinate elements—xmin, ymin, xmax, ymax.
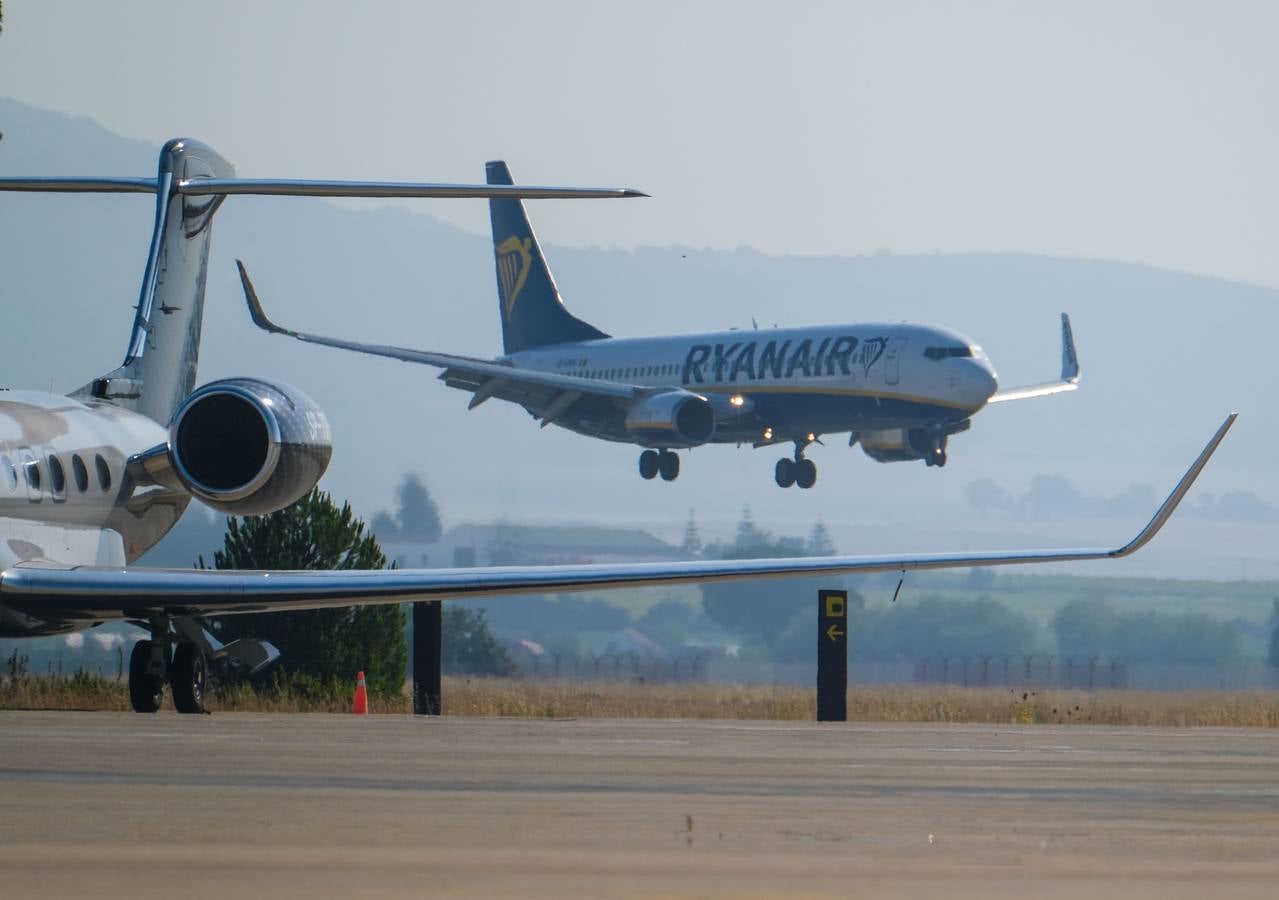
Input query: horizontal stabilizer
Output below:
<box><xmin>0</xmin><ymin>177</ymin><xmax>159</xmax><ymax>193</ymax></box>
<box><xmin>0</xmin><ymin>177</ymin><xmax>647</xmax><ymax>200</ymax></box>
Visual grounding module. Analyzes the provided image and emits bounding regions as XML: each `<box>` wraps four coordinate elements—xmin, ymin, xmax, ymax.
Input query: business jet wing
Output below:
<box><xmin>0</xmin><ymin>415</ymin><xmax>1235</xmax><ymax>626</ymax></box>
<box><xmin>987</xmin><ymin>313</ymin><xmax>1080</xmax><ymax>403</ymax></box>
<box><xmin>238</xmin><ymin>262</ymin><xmax>642</xmax><ymax>418</ymax></box>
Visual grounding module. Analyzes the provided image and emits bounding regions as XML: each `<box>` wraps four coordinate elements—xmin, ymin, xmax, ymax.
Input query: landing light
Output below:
<box><xmin>763</xmin><ymin>427</ymin><xmax>773</xmax><ymax>440</ymax></box>
<box><xmin>807</xmin><ymin>432</ymin><xmax>816</xmax><ymax>442</ymax></box>
<box><xmin>729</xmin><ymin>394</ymin><xmax>745</xmax><ymax>408</ymax></box>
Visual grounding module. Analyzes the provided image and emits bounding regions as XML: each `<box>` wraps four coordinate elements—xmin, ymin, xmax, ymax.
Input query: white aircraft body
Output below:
<box><xmin>241</xmin><ymin>161</ymin><xmax>1080</xmax><ymax>489</ymax></box>
<box><xmin>0</xmin><ymin>140</ymin><xmax>1231</xmax><ymax>715</ymax></box>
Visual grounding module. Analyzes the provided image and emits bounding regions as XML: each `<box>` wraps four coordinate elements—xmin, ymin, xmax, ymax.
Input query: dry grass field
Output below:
<box><xmin>4</xmin><ymin>672</ymin><xmax>1279</xmax><ymax>726</ymax></box>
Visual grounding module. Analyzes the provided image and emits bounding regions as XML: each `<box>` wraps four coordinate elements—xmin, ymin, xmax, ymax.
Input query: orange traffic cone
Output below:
<box><xmin>352</xmin><ymin>671</ymin><xmax>369</xmax><ymax>715</ymax></box>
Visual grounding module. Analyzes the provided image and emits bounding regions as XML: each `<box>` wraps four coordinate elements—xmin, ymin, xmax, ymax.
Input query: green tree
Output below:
<box><xmin>774</xmin><ymin>593</ymin><xmax>1031</xmax><ymax>663</ymax></box>
<box><xmin>371</xmin><ymin>474</ymin><xmax>443</xmax><ymax>543</ymax></box>
<box><xmin>205</xmin><ymin>488</ymin><xmax>407</xmax><ymax>697</ymax></box>
<box><xmin>700</xmin><ymin>510</ymin><xmax>826</xmax><ymax>649</ymax></box>
<box><xmin>735</xmin><ymin>505</ymin><xmax>765</xmax><ymax>548</ymax></box>
<box><xmin>1051</xmin><ymin>597</ymin><xmax>1240</xmax><ymax>665</ymax></box>
<box><xmin>441</xmin><ymin>607</ymin><xmax>514</xmax><ymax>676</ymax></box>
<box><xmin>396</xmin><ymin>474</ymin><xmax>442</xmax><ymax>540</ymax></box>
<box><xmin>964</xmin><ymin>478</ymin><xmax>1012</xmax><ymax>515</ymax></box>
<box><xmin>808</xmin><ymin>519</ymin><xmax>836</xmax><ymax>556</ymax></box>
<box><xmin>681</xmin><ymin>509</ymin><xmax>703</xmax><ymax>558</ymax></box>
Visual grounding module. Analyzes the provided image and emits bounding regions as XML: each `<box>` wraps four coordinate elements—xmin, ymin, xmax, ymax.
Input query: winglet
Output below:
<box><xmin>986</xmin><ymin>313</ymin><xmax>1082</xmax><ymax>404</ymax></box>
<box><xmin>1111</xmin><ymin>413</ymin><xmax>1236</xmax><ymax>558</ymax></box>
<box><xmin>1060</xmin><ymin>313</ymin><xmax>1080</xmax><ymax>382</ymax></box>
<box><xmin>236</xmin><ymin>260</ymin><xmax>293</xmax><ymax>337</ymax></box>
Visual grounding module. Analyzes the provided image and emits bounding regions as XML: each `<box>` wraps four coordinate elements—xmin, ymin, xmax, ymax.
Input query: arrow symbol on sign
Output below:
<box><xmin>826</xmin><ymin>624</ymin><xmax>844</xmax><ymax>642</ymax></box>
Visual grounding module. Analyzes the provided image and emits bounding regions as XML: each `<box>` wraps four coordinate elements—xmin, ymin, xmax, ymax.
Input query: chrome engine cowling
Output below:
<box><xmin>168</xmin><ymin>378</ymin><xmax>332</xmax><ymax>515</ymax></box>
<box><xmin>624</xmin><ymin>389</ymin><xmax>716</xmax><ymax>447</ymax></box>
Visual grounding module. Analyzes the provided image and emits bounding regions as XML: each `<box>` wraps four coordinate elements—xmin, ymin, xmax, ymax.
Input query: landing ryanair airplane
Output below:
<box><xmin>242</xmin><ymin>161</ymin><xmax>1080</xmax><ymax>489</ymax></box>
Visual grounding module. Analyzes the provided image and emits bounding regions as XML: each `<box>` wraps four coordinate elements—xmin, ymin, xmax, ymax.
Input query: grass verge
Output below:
<box><xmin>4</xmin><ymin>672</ymin><xmax>1279</xmax><ymax>726</ymax></box>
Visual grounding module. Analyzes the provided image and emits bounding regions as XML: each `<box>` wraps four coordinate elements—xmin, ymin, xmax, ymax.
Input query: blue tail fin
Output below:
<box><xmin>486</xmin><ymin>161</ymin><xmax>609</xmax><ymax>354</ymax></box>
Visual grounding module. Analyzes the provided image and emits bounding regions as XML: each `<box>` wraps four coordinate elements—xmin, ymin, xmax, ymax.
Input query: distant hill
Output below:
<box><xmin>3</xmin><ymin>97</ymin><xmax>1276</xmax><ymax>580</ymax></box>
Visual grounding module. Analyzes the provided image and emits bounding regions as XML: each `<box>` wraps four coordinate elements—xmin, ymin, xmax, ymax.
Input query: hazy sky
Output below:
<box><xmin>4</xmin><ymin>1</ymin><xmax>1279</xmax><ymax>286</ymax></box>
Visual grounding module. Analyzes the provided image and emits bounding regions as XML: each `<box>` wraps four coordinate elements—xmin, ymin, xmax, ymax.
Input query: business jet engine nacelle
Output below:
<box><xmin>624</xmin><ymin>389</ymin><xmax>716</xmax><ymax>447</ymax></box>
<box><xmin>168</xmin><ymin>378</ymin><xmax>333</xmax><ymax>515</ymax></box>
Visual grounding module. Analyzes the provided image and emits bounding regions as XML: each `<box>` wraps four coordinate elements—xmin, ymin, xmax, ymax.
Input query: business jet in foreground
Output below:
<box><xmin>0</xmin><ymin>140</ymin><xmax>1229</xmax><ymax>715</ymax></box>
<box><xmin>241</xmin><ymin>161</ymin><xmax>1079</xmax><ymax>489</ymax></box>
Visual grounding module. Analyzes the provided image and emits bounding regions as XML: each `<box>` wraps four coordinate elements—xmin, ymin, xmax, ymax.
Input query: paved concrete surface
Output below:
<box><xmin>1</xmin><ymin>712</ymin><xmax>1277</xmax><ymax>898</ymax></box>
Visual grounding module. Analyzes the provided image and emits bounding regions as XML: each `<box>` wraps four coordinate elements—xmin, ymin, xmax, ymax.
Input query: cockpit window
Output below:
<box><xmin>924</xmin><ymin>346</ymin><xmax>974</xmax><ymax>361</ymax></box>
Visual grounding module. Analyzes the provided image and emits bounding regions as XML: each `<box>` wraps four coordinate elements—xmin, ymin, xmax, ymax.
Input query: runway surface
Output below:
<box><xmin>2</xmin><ymin>712</ymin><xmax>1278</xmax><ymax>898</ymax></box>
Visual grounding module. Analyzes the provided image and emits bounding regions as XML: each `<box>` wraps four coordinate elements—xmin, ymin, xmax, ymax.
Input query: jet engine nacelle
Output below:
<box><xmin>859</xmin><ymin>421</ymin><xmax>970</xmax><ymax>464</ymax></box>
<box><xmin>167</xmin><ymin>378</ymin><xmax>333</xmax><ymax>515</ymax></box>
<box><xmin>624</xmin><ymin>389</ymin><xmax>716</xmax><ymax>447</ymax></box>
<box><xmin>859</xmin><ymin>428</ymin><xmax>932</xmax><ymax>463</ymax></box>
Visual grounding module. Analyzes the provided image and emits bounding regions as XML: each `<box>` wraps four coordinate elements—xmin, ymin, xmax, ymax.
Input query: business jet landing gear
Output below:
<box><xmin>639</xmin><ymin>449</ymin><xmax>680</xmax><ymax>482</ymax></box>
<box><xmin>128</xmin><ymin>639</ymin><xmax>165</xmax><ymax>713</ymax></box>
<box><xmin>775</xmin><ymin>443</ymin><xmax>817</xmax><ymax>489</ymax></box>
<box><xmin>127</xmin><ymin>621</ymin><xmax>209</xmax><ymax>714</ymax></box>
<box><xmin>170</xmin><ymin>642</ymin><xmax>208</xmax><ymax>715</ymax></box>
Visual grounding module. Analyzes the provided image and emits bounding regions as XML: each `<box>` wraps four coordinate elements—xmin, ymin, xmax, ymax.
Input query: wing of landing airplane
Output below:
<box><xmin>0</xmin><ymin>414</ymin><xmax>1235</xmax><ymax>626</ymax></box>
<box><xmin>986</xmin><ymin>313</ymin><xmax>1080</xmax><ymax>403</ymax></box>
<box><xmin>239</xmin><ymin>262</ymin><xmax>642</xmax><ymax>422</ymax></box>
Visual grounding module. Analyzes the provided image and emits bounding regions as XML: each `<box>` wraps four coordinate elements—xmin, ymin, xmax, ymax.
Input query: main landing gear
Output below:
<box><xmin>775</xmin><ymin>441</ymin><xmax>817</xmax><ymax>489</ymax></box>
<box><xmin>128</xmin><ymin>624</ymin><xmax>207</xmax><ymax>714</ymax></box>
<box><xmin>127</xmin><ymin>617</ymin><xmax>279</xmax><ymax>714</ymax></box>
<box><xmin>639</xmin><ymin>448</ymin><xmax>680</xmax><ymax>482</ymax></box>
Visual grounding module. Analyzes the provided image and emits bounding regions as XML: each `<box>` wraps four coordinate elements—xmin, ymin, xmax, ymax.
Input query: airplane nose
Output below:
<box><xmin>970</xmin><ymin>361</ymin><xmax>997</xmax><ymax>403</ymax></box>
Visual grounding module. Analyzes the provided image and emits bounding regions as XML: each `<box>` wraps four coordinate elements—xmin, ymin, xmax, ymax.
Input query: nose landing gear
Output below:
<box><xmin>638</xmin><ymin>449</ymin><xmax>681</xmax><ymax>481</ymax></box>
<box><xmin>923</xmin><ymin>435</ymin><xmax>948</xmax><ymax>467</ymax></box>
<box><xmin>775</xmin><ymin>440</ymin><xmax>818</xmax><ymax>489</ymax></box>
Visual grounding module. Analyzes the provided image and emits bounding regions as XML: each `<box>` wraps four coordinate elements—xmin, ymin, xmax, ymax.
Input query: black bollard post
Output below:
<box><xmin>816</xmin><ymin>589</ymin><xmax>848</xmax><ymax>722</ymax></box>
<box><xmin>413</xmin><ymin>601</ymin><xmax>443</xmax><ymax>716</ymax></box>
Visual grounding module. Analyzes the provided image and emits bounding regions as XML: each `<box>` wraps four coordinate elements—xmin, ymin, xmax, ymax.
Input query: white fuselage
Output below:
<box><xmin>0</xmin><ymin>391</ymin><xmax>183</xmax><ymax>571</ymax></box>
<box><xmin>506</xmin><ymin>321</ymin><xmax>998</xmax><ymax>445</ymax></box>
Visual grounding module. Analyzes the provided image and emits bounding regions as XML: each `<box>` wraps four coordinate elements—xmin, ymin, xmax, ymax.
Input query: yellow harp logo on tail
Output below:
<box><xmin>496</xmin><ymin>236</ymin><xmax>533</xmax><ymax>321</ymax></box>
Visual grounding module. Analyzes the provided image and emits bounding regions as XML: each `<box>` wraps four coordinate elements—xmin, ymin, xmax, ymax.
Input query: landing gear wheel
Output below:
<box><xmin>638</xmin><ymin>449</ymin><xmax>660</xmax><ymax>480</ymax></box>
<box><xmin>795</xmin><ymin>458</ymin><xmax>818</xmax><ymax>489</ymax></box>
<box><xmin>657</xmin><ymin>450</ymin><xmax>680</xmax><ymax>481</ymax></box>
<box><xmin>935</xmin><ymin>448</ymin><xmax>948</xmax><ymax>467</ymax></box>
<box><xmin>775</xmin><ymin>458</ymin><xmax>796</xmax><ymax>488</ymax></box>
<box><xmin>170</xmin><ymin>643</ymin><xmax>207</xmax><ymax>715</ymax></box>
<box><xmin>128</xmin><ymin>639</ymin><xmax>164</xmax><ymax>713</ymax></box>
